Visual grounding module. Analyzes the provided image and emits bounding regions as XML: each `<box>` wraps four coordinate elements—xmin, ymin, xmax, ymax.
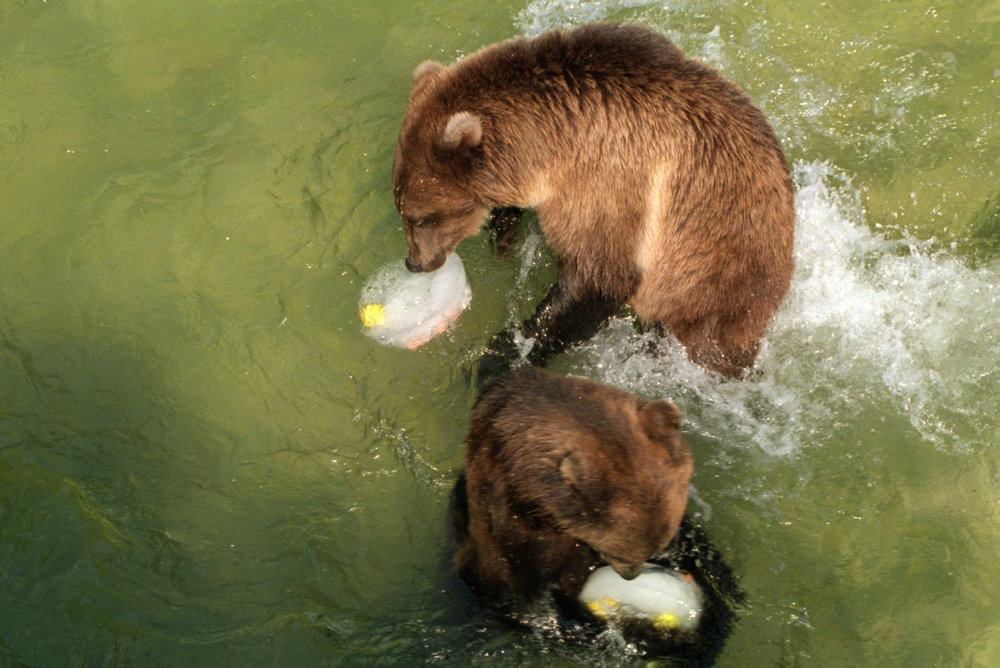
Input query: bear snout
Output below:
<box><xmin>604</xmin><ymin>557</ymin><xmax>645</xmax><ymax>581</ymax></box>
<box><xmin>405</xmin><ymin>251</ymin><xmax>447</xmax><ymax>273</ymax></box>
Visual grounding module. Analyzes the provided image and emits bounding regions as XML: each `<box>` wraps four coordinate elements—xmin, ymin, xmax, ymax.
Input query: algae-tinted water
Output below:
<box><xmin>1</xmin><ymin>1</ymin><xmax>998</xmax><ymax>664</ymax></box>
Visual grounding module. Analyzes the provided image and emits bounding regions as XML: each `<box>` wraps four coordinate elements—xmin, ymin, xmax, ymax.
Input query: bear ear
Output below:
<box><xmin>557</xmin><ymin>453</ymin><xmax>593</xmax><ymax>518</ymax></box>
<box><xmin>559</xmin><ymin>452</ymin><xmax>582</xmax><ymax>489</ymax></box>
<box><xmin>556</xmin><ymin>452</ymin><xmax>610</xmax><ymax>522</ymax></box>
<box><xmin>638</xmin><ymin>400</ymin><xmax>682</xmax><ymax>439</ymax></box>
<box><xmin>409</xmin><ymin>61</ymin><xmax>445</xmax><ymax>102</ymax></box>
<box><xmin>412</xmin><ymin>60</ymin><xmax>445</xmax><ymax>88</ymax></box>
<box><xmin>440</xmin><ymin>111</ymin><xmax>483</xmax><ymax>153</ymax></box>
<box><xmin>639</xmin><ymin>400</ymin><xmax>691</xmax><ymax>465</ymax></box>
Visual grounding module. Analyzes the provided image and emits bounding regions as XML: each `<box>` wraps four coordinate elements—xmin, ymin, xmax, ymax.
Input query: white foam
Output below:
<box><xmin>516</xmin><ymin>0</ymin><xmax>666</xmax><ymax>36</ymax></box>
<box><xmin>516</xmin><ymin>229</ymin><xmax>545</xmax><ymax>288</ymax></box>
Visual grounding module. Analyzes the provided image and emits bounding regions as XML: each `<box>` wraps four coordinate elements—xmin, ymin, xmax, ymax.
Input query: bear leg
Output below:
<box><xmin>473</xmin><ymin>277</ymin><xmax>627</xmax><ymax>391</ymax></box>
<box><xmin>449</xmin><ymin>471</ymin><xmax>470</xmax><ymax>544</ymax></box>
<box><xmin>522</xmin><ymin>278</ymin><xmax>626</xmax><ymax>365</ymax></box>
<box><xmin>673</xmin><ymin>319</ymin><xmax>762</xmax><ymax>379</ymax></box>
<box><xmin>486</xmin><ymin>207</ymin><xmax>524</xmax><ymax>259</ymax></box>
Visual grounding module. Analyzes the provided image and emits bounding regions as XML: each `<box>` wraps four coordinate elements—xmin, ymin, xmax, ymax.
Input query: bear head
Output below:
<box><xmin>391</xmin><ymin>60</ymin><xmax>491</xmax><ymax>273</ymax></box>
<box><xmin>547</xmin><ymin>397</ymin><xmax>693</xmax><ymax>579</ymax></box>
<box><xmin>482</xmin><ymin>371</ymin><xmax>694</xmax><ymax>581</ymax></box>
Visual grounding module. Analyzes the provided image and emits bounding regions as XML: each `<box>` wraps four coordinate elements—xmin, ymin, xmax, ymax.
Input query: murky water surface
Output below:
<box><xmin>1</xmin><ymin>1</ymin><xmax>998</xmax><ymax>664</ymax></box>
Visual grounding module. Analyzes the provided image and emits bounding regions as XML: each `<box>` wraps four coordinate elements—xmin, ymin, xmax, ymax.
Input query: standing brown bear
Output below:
<box><xmin>450</xmin><ymin>367</ymin><xmax>693</xmax><ymax>616</ymax></box>
<box><xmin>391</xmin><ymin>23</ymin><xmax>794</xmax><ymax>380</ymax></box>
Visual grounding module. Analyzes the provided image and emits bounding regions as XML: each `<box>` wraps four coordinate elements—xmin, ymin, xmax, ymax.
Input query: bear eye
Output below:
<box><xmin>410</xmin><ymin>214</ymin><xmax>440</xmax><ymax>229</ymax></box>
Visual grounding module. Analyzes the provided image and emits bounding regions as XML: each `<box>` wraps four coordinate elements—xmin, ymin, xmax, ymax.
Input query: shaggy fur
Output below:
<box><xmin>451</xmin><ymin>368</ymin><xmax>693</xmax><ymax>614</ymax></box>
<box><xmin>391</xmin><ymin>23</ymin><xmax>794</xmax><ymax>378</ymax></box>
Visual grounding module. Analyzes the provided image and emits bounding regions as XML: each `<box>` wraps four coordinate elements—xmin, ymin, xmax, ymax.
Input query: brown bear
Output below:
<box><xmin>391</xmin><ymin>23</ymin><xmax>795</xmax><ymax>380</ymax></box>
<box><xmin>449</xmin><ymin>367</ymin><xmax>693</xmax><ymax>617</ymax></box>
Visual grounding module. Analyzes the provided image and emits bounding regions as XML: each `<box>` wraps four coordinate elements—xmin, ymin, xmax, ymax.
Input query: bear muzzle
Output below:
<box><xmin>603</xmin><ymin>556</ymin><xmax>646</xmax><ymax>581</ymax></box>
<box><xmin>405</xmin><ymin>251</ymin><xmax>447</xmax><ymax>273</ymax></box>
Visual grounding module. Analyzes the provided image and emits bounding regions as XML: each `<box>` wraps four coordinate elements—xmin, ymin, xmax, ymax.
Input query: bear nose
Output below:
<box><xmin>404</xmin><ymin>256</ymin><xmax>423</xmax><ymax>272</ymax></box>
<box><xmin>615</xmin><ymin>562</ymin><xmax>645</xmax><ymax>580</ymax></box>
<box><xmin>603</xmin><ymin>557</ymin><xmax>645</xmax><ymax>581</ymax></box>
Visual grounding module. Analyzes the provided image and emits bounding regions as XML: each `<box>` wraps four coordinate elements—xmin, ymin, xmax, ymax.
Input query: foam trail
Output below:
<box><xmin>782</xmin><ymin>162</ymin><xmax>999</xmax><ymax>451</ymax></box>
<box><xmin>579</xmin><ymin>161</ymin><xmax>1000</xmax><ymax>455</ymax></box>
<box><xmin>517</xmin><ymin>0</ymin><xmax>667</xmax><ymax>36</ymax></box>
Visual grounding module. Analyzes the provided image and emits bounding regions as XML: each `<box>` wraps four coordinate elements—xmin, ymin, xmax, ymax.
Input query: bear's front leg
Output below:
<box><xmin>474</xmin><ymin>276</ymin><xmax>626</xmax><ymax>391</ymax></box>
<box><xmin>521</xmin><ymin>278</ymin><xmax>626</xmax><ymax>365</ymax></box>
<box><xmin>486</xmin><ymin>207</ymin><xmax>524</xmax><ymax>259</ymax></box>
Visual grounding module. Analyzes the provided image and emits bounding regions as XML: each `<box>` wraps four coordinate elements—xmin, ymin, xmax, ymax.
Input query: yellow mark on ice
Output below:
<box><xmin>360</xmin><ymin>303</ymin><xmax>386</xmax><ymax>327</ymax></box>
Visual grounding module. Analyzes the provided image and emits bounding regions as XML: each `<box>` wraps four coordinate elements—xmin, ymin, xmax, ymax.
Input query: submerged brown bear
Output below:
<box><xmin>450</xmin><ymin>368</ymin><xmax>693</xmax><ymax>616</ymax></box>
<box><xmin>392</xmin><ymin>23</ymin><xmax>794</xmax><ymax>380</ymax></box>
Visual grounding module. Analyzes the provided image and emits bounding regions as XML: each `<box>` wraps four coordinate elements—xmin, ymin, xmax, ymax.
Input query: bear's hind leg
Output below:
<box><xmin>672</xmin><ymin>318</ymin><xmax>762</xmax><ymax>379</ymax></box>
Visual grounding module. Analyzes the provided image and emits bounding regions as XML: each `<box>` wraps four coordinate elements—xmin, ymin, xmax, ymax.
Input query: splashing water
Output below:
<box><xmin>574</xmin><ymin>161</ymin><xmax>999</xmax><ymax>456</ymax></box>
<box><xmin>517</xmin><ymin>0</ymin><xmax>669</xmax><ymax>36</ymax></box>
<box><xmin>514</xmin><ymin>0</ymin><xmax>1000</xmax><ymax>459</ymax></box>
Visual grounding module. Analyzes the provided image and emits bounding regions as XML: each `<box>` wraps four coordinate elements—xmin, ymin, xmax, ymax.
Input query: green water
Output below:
<box><xmin>1</xmin><ymin>1</ymin><xmax>998</xmax><ymax>665</ymax></box>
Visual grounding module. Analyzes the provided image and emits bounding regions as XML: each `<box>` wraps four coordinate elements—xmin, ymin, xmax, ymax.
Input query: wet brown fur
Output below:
<box><xmin>392</xmin><ymin>23</ymin><xmax>794</xmax><ymax>377</ymax></box>
<box><xmin>451</xmin><ymin>368</ymin><xmax>693</xmax><ymax>614</ymax></box>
